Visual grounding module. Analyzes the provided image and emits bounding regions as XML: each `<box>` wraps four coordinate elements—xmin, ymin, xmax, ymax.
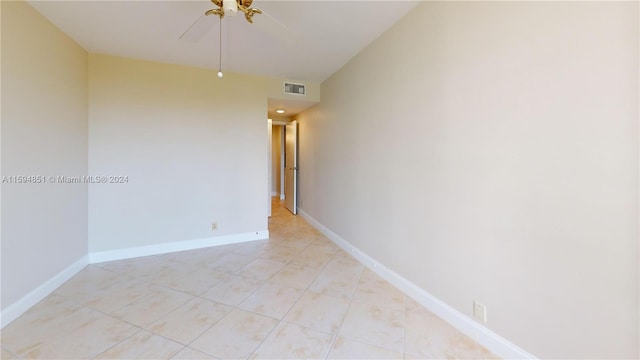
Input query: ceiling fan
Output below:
<box><xmin>179</xmin><ymin>0</ymin><xmax>267</xmax><ymax>42</ymax></box>
<box><xmin>180</xmin><ymin>0</ymin><xmax>295</xmax><ymax>78</ymax></box>
<box><xmin>202</xmin><ymin>0</ymin><xmax>262</xmax><ymax>23</ymax></box>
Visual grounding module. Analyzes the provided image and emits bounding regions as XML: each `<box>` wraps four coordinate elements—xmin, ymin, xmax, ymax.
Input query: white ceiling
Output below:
<box><xmin>28</xmin><ymin>0</ymin><xmax>419</xmax><ymax>83</ymax></box>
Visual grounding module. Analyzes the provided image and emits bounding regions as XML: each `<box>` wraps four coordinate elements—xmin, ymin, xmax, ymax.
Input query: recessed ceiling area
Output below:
<box><xmin>267</xmin><ymin>98</ymin><xmax>318</xmax><ymax>119</ymax></box>
<box><xmin>27</xmin><ymin>1</ymin><xmax>419</xmax><ymax>83</ymax></box>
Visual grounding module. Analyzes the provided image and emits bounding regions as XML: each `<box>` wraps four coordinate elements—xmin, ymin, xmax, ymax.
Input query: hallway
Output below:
<box><xmin>1</xmin><ymin>198</ymin><xmax>495</xmax><ymax>359</ymax></box>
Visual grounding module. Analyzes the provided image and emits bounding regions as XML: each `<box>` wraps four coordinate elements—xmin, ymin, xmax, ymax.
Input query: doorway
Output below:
<box><xmin>268</xmin><ymin>120</ymin><xmax>297</xmax><ymax>216</ymax></box>
<box><xmin>283</xmin><ymin>120</ymin><xmax>298</xmax><ymax>215</ymax></box>
<box><xmin>270</xmin><ymin>123</ymin><xmax>285</xmax><ymax>200</ymax></box>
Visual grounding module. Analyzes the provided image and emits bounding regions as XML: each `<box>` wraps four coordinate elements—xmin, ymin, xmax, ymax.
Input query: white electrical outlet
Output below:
<box><xmin>211</xmin><ymin>222</ymin><xmax>218</xmax><ymax>231</ymax></box>
<box><xmin>473</xmin><ymin>301</ymin><xmax>487</xmax><ymax>323</ymax></box>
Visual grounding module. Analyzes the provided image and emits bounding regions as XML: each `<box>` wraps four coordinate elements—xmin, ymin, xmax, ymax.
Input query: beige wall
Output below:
<box><xmin>297</xmin><ymin>2</ymin><xmax>639</xmax><ymax>358</ymax></box>
<box><xmin>1</xmin><ymin>1</ymin><xmax>88</xmax><ymax>308</ymax></box>
<box><xmin>88</xmin><ymin>54</ymin><xmax>269</xmax><ymax>252</ymax></box>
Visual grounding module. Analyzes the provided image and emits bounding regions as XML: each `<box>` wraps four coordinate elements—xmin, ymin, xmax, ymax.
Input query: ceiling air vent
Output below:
<box><xmin>284</xmin><ymin>82</ymin><xmax>306</xmax><ymax>96</ymax></box>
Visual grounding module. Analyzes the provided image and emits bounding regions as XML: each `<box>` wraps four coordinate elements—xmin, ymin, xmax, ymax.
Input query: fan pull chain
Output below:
<box><xmin>217</xmin><ymin>16</ymin><xmax>223</xmax><ymax>78</ymax></box>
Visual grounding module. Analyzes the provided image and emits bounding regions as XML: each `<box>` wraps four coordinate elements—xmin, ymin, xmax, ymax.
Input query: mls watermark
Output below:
<box><xmin>2</xmin><ymin>175</ymin><xmax>129</xmax><ymax>184</ymax></box>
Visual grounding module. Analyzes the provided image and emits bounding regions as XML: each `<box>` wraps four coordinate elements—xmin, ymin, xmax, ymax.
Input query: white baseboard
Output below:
<box><xmin>271</xmin><ymin>191</ymin><xmax>279</xmax><ymax>197</ymax></box>
<box><xmin>89</xmin><ymin>230</ymin><xmax>269</xmax><ymax>264</ymax></box>
<box><xmin>298</xmin><ymin>209</ymin><xmax>536</xmax><ymax>360</ymax></box>
<box><xmin>0</xmin><ymin>255</ymin><xmax>89</xmax><ymax>329</ymax></box>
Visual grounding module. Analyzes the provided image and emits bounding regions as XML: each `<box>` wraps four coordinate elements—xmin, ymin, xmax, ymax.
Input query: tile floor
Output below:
<box><xmin>1</xmin><ymin>199</ymin><xmax>497</xmax><ymax>359</ymax></box>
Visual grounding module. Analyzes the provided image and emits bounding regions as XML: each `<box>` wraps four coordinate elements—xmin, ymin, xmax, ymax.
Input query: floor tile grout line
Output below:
<box><xmin>57</xmin><ymin>264</ymin><xmax>230</xmax><ymax>357</ymax></box>
<box><xmin>90</xmin><ymin>326</ymin><xmax>186</xmax><ymax>359</ymax></box>
<box><xmin>179</xmin><ymin>305</ymin><xmax>241</xmax><ymax>358</ymax></box>
<box><xmin>143</xmin><ymin>297</ymin><xmax>234</xmax><ymax>345</ymax></box>
<box><xmin>324</xmin><ymin>263</ymin><xmax>411</xmax><ymax>357</ymax></box>
<box><xmin>246</xmin><ymin>225</ymin><xmax>338</xmax><ymax>359</ymax></box>
<box><xmin>179</xmin><ymin>227</ymin><xmax>312</xmax><ymax>359</ymax></box>
<box><xmin>195</xmin><ymin>274</ymin><xmax>263</xmax><ymax>306</ymax></box>
<box><xmin>68</xmin><ymin>254</ymin><xmax>280</xmax><ymax>359</ymax></box>
<box><xmin>1</xmin><ymin>345</ymin><xmax>21</xmax><ymax>360</ymax></box>
<box><xmin>235</xmin><ymin>282</ymin><xmax>302</xmax><ymax>319</ymax></box>
<box><xmin>243</xmin><ymin>312</ymin><xmax>284</xmax><ymax>358</ymax></box>
<box><xmin>4</xmin><ymin>292</ymin><xmax>148</xmax><ymax>360</ymax></box>
<box><xmin>87</xmin><ymin>285</ymin><xmax>200</xmax><ymax>351</ymax></box>
<box><xmin>146</xmin><ymin>254</ymin><xmax>277</xmax><ymax>357</ymax></box>
<box><xmin>242</xmin><ymin>206</ymin><xmax>308</xmax><ymax>359</ymax></box>
<box><xmin>321</xmin><ymin>255</ymin><xmax>367</xmax><ymax>360</ymax></box>
<box><xmin>80</xmin><ymin>263</ymin><xmax>233</xmax><ymax>317</ymax></box>
<box><xmin>88</xmin><ymin>323</ymin><xmax>146</xmax><ymax>359</ymax></box>
<box><xmin>402</xmin><ymin>293</ymin><xmax>408</xmax><ymax>358</ymax></box>
<box><xmin>94</xmin><ymin>256</ymin><xmax>242</xmax><ymax>299</ymax></box>
<box><xmin>84</xmin><ymin>283</ymin><xmax>194</xmax><ymax>326</ymax></box>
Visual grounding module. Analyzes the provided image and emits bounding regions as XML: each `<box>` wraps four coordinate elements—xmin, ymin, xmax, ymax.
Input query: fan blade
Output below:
<box><xmin>179</xmin><ymin>14</ymin><xmax>215</xmax><ymax>42</ymax></box>
<box><xmin>252</xmin><ymin>10</ymin><xmax>299</xmax><ymax>46</ymax></box>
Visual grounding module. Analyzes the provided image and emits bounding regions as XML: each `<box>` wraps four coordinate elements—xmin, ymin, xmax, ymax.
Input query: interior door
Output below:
<box><xmin>267</xmin><ymin>120</ymin><xmax>272</xmax><ymax>217</ymax></box>
<box><xmin>284</xmin><ymin>121</ymin><xmax>298</xmax><ymax>215</ymax></box>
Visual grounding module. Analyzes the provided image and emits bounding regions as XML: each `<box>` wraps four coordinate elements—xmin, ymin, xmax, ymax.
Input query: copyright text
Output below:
<box><xmin>2</xmin><ymin>175</ymin><xmax>129</xmax><ymax>184</ymax></box>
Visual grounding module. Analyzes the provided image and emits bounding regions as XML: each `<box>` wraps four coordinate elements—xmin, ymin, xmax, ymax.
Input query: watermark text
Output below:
<box><xmin>2</xmin><ymin>175</ymin><xmax>129</xmax><ymax>184</ymax></box>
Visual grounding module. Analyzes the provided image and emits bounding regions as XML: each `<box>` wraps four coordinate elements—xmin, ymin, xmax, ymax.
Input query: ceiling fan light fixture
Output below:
<box><xmin>276</xmin><ymin>109</ymin><xmax>285</xmax><ymax>114</ymax></box>
<box><xmin>181</xmin><ymin>0</ymin><xmax>271</xmax><ymax>78</ymax></box>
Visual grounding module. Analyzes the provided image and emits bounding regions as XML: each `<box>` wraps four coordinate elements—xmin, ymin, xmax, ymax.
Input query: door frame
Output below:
<box><xmin>268</xmin><ymin>120</ymin><xmax>289</xmax><ymax>217</ymax></box>
<box><xmin>267</xmin><ymin>119</ymin><xmax>272</xmax><ymax>217</ymax></box>
<box><xmin>280</xmin><ymin>130</ymin><xmax>285</xmax><ymax>200</ymax></box>
<box><xmin>284</xmin><ymin>120</ymin><xmax>298</xmax><ymax>215</ymax></box>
